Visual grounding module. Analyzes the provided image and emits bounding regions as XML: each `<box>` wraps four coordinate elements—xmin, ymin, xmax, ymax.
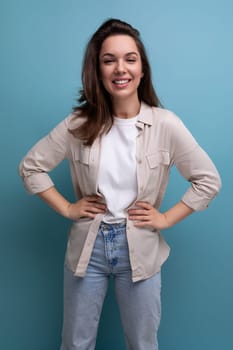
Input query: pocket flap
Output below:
<box><xmin>146</xmin><ymin>151</ymin><xmax>170</xmax><ymax>168</ymax></box>
<box><xmin>74</xmin><ymin>146</ymin><xmax>90</xmax><ymax>164</ymax></box>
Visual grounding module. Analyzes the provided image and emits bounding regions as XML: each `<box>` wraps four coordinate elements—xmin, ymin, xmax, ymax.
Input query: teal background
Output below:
<box><xmin>1</xmin><ymin>0</ymin><xmax>232</xmax><ymax>349</ymax></box>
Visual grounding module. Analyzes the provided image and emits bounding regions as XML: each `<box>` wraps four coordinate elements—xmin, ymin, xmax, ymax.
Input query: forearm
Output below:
<box><xmin>37</xmin><ymin>186</ymin><xmax>71</xmax><ymax>218</ymax></box>
<box><xmin>163</xmin><ymin>201</ymin><xmax>194</xmax><ymax>228</ymax></box>
<box><xmin>37</xmin><ymin>187</ymin><xmax>107</xmax><ymax>221</ymax></box>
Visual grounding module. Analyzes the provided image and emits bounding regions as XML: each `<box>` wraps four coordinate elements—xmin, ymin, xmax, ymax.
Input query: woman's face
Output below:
<box><xmin>99</xmin><ymin>35</ymin><xmax>143</xmax><ymax>104</ymax></box>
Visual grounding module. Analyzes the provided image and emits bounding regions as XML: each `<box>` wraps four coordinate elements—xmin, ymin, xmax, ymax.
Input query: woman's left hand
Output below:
<box><xmin>128</xmin><ymin>201</ymin><xmax>169</xmax><ymax>230</ymax></box>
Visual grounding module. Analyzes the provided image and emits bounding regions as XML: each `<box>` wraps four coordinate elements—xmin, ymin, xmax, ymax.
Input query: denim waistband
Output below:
<box><xmin>99</xmin><ymin>221</ymin><xmax>126</xmax><ymax>229</ymax></box>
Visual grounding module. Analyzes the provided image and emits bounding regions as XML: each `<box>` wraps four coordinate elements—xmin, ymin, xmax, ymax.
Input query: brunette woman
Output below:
<box><xmin>19</xmin><ymin>18</ymin><xmax>221</xmax><ymax>350</ymax></box>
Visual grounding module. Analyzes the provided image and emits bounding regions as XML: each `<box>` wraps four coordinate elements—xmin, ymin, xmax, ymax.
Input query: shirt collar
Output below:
<box><xmin>136</xmin><ymin>102</ymin><xmax>154</xmax><ymax>129</ymax></box>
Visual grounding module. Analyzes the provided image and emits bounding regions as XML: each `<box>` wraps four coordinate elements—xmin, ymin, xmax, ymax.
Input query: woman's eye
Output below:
<box><xmin>103</xmin><ymin>60</ymin><xmax>114</xmax><ymax>64</ymax></box>
<box><xmin>127</xmin><ymin>59</ymin><xmax>136</xmax><ymax>63</ymax></box>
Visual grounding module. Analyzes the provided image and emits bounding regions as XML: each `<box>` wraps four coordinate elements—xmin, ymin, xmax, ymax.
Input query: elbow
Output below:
<box><xmin>216</xmin><ymin>176</ymin><xmax>222</xmax><ymax>195</ymax></box>
<box><xmin>211</xmin><ymin>171</ymin><xmax>222</xmax><ymax>198</ymax></box>
<box><xmin>18</xmin><ymin>157</ymin><xmax>28</xmax><ymax>180</ymax></box>
<box><xmin>184</xmin><ymin>172</ymin><xmax>222</xmax><ymax>211</ymax></box>
<box><xmin>197</xmin><ymin>167</ymin><xmax>222</xmax><ymax>199</ymax></box>
<box><xmin>18</xmin><ymin>159</ymin><xmax>25</xmax><ymax>179</ymax></box>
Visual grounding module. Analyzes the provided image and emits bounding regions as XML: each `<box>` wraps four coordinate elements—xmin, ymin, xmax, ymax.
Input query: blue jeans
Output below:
<box><xmin>60</xmin><ymin>222</ymin><xmax>161</xmax><ymax>350</ymax></box>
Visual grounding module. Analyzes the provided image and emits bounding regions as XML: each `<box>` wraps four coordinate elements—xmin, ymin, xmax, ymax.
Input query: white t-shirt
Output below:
<box><xmin>98</xmin><ymin>115</ymin><xmax>138</xmax><ymax>223</ymax></box>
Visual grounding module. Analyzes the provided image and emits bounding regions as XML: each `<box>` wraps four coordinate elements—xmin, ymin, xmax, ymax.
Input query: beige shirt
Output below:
<box><xmin>19</xmin><ymin>103</ymin><xmax>221</xmax><ymax>282</ymax></box>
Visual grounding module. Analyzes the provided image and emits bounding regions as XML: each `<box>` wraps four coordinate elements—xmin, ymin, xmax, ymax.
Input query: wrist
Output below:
<box><xmin>162</xmin><ymin>201</ymin><xmax>194</xmax><ymax>229</ymax></box>
<box><xmin>63</xmin><ymin>202</ymin><xmax>73</xmax><ymax>219</ymax></box>
<box><xmin>161</xmin><ymin>213</ymin><xmax>170</xmax><ymax>229</ymax></box>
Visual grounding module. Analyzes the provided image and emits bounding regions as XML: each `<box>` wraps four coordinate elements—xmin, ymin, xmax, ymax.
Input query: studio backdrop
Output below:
<box><xmin>1</xmin><ymin>1</ymin><xmax>232</xmax><ymax>349</ymax></box>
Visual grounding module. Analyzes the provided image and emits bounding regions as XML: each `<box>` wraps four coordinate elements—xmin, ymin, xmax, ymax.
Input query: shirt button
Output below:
<box><xmin>137</xmin><ymin>159</ymin><xmax>142</xmax><ymax>164</ymax></box>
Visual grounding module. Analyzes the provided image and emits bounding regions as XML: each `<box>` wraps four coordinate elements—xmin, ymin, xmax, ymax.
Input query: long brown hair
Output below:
<box><xmin>70</xmin><ymin>18</ymin><xmax>162</xmax><ymax>145</ymax></box>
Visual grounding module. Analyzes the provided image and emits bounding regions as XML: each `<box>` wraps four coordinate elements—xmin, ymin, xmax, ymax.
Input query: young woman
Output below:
<box><xmin>19</xmin><ymin>18</ymin><xmax>221</xmax><ymax>350</ymax></box>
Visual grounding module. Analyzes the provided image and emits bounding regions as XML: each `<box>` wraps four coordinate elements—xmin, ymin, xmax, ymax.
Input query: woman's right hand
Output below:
<box><xmin>66</xmin><ymin>195</ymin><xmax>107</xmax><ymax>221</ymax></box>
<box><xmin>37</xmin><ymin>188</ymin><xmax>106</xmax><ymax>221</ymax></box>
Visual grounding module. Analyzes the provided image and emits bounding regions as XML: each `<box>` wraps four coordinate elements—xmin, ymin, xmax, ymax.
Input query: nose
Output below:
<box><xmin>114</xmin><ymin>59</ymin><xmax>126</xmax><ymax>74</ymax></box>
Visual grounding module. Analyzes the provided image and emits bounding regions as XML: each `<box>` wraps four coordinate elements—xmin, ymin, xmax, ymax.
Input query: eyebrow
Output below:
<box><xmin>101</xmin><ymin>52</ymin><xmax>139</xmax><ymax>58</ymax></box>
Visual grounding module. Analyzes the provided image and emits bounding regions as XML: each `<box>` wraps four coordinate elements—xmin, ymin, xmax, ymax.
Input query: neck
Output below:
<box><xmin>112</xmin><ymin>96</ymin><xmax>141</xmax><ymax>119</ymax></box>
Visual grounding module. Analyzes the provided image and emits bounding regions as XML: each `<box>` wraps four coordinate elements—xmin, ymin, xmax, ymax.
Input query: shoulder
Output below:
<box><xmin>140</xmin><ymin>103</ymin><xmax>185</xmax><ymax>132</ymax></box>
<box><xmin>45</xmin><ymin>113</ymin><xmax>86</xmax><ymax>143</ymax></box>
<box><xmin>151</xmin><ymin>106</ymin><xmax>183</xmax><ymax>127</ymax></box>
<box><xmin>141</xmin><ymin>104</ymin><xmax>197</xmax><ymax>146</ymax></box>
<box><xmin>65</xmin><ymin>111</ymin><xmax>87</xmax><ymax>130</ymax></box>
<box><xmin>48</xmin><ymin>112</ymin><xmax>87</xmax><ymax>139</ymax></box>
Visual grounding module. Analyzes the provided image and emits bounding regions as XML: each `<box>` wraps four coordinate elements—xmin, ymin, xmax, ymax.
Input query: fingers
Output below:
<box><xmin>128</xmin><ymin>209</ymin><xmax>148</xmax><ymax>216</ymax></box>
<box><xmin>84</xmin><ymin>196</ymin><xmax>106</xmax><ymax>210</ymax></box>
<box><xmin>85</xmin><ymin>195</ymin><xmax>104</xmax><ymax>203</ymax></box>
<box><xmin>133</xmin><ymin>221</ymin><xmax>152</xmax><ymax>227</ymax></box>
<box><xmin>129</xmin><ymin>215</ymin><xmax>149</xmax><ymax>221</ymax></box>
<box><xmin>128</xmin><ymin>211</ymin><xmax>152</xmax><ymax>226</ymax></box>
<box><xmin>134</xmin><ymin>201</ymin><xmax>152</xmax><ymax>209</ymax></box>
<box><xmin>128</xmin><ymin>201</ymin><xmax>158</xmax><ymax>228</ymax></box>
<box><xmin>67</xmin><ymin>195</ymin><xmax>107</xmax><ymax>220</ymax></box>
<box><xmin>128</xmin><ymin>201</ymin><xmax>152</xmax><ymax>216</ymax></box>
<box><xmin>82</xmin><ymin>196</ymin><xmax>102</xmax><ymax>205</ymax></box>
<box><xmin>128</xmin><ymin>210</ymin><xmax>152</xmax><ymax>224</ymax></box>
<box><xmin>81</xmin><ymin>195</ymin><xmax>107</xmax><ymax>218</ymax></box>
<box><xmin>87</xmin><ymin>202</ymin><xmax>106</xmax><ymax>210</ymax></box>
<box><xmin>85</xmin><ymin>206</ymin><xmax>106</xmax><ymax>214</ymax></box>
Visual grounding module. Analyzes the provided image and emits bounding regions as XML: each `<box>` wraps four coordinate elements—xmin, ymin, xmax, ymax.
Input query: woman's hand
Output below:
<box><xmin>66</xmin><ymin>195</ymin><xmax>107</xmax><ymax>221</ymax></box>
<box><xmin>128</xmin><ymin>201</ymin><xmax>169</xmax><ymax>230</ymax></box>
<box><xmin>128</xmin><ymin>200</ymin><xmax>193</xmax><ymax>230</ymax></box>
<box><xmin>38</xmin><ymin>188</ymin><xmax>107</xmax><ymax>221</ymax></box>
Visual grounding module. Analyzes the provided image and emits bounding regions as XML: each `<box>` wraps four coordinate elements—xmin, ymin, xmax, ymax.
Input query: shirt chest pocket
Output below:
<box><xmin>74</xmin><ymin>146</ymin><xmax>90</xmax><ymax>165</ymax></box>
<box><xmin>144</xmin><ymin>151</ymin><xmax>171</xmax><ymax>194</ymax></box>
<box><xmin>146</xmin><ymin>151</ymin><xmax>170</xmax><ymax>169</ymax></box>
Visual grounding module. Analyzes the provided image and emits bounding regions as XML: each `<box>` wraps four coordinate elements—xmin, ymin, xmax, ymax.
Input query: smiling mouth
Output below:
<box><xmin>112</xmin><ymin>79</ymin><xmax>131</xmax><ymax>85</ymax></box>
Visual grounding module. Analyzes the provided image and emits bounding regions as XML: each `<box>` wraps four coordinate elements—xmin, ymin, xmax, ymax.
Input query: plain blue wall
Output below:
<box><xmin>1</xmin><ymin>0</ymin><xmax>232</xmax><ymax>349</ymax></box>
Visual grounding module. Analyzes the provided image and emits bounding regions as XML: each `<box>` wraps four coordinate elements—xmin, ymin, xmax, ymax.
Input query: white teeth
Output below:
<box><xmin>113</xmin><ymin>79</ymin><xmax>129</xmax><ymax>84</ymax></box>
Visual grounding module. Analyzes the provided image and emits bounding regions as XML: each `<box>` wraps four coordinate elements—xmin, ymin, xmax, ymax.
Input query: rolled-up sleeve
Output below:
<box><xmin>169</xmin><ymin>114</ymin><xmax>222</xmax><ymax>211</ymax></box>
<box><xmin>19</xmin><ymin>116</ymin><xmax>71</xmax><ymax>194</ymax></box>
